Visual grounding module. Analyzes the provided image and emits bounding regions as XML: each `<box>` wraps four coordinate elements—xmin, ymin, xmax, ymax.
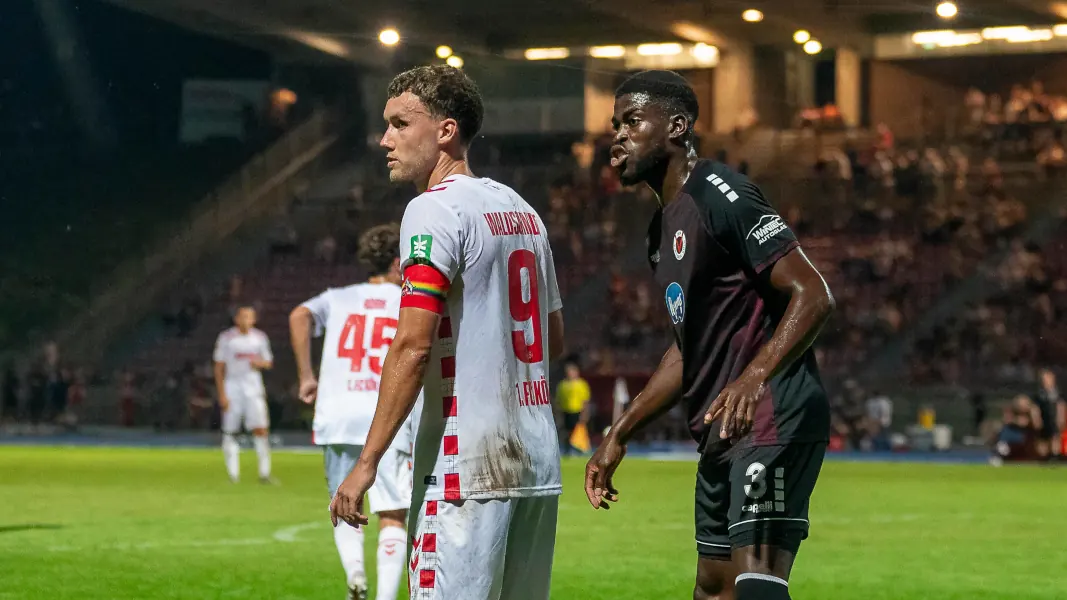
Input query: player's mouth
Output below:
<box><xmin>610</xmin><ymin>145</ymin><xmax>629</xmax><ymax>169</ymax></box>
<box><xmin>386</xmin><ymin>156</ymin><xmax>399</xmax><ymax>168</ymax></box>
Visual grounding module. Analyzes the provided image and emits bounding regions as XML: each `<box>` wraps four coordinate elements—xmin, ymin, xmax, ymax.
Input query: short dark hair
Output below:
<box><xmin>388</xmin><ymin>65</ymin><xmax>484</xmax><ymax>145</ymax></box>
<box><xmin>358</xmin><ymin>223</ymin><xmax>401</xmax><ymax>275</ymax></box>
<box><xmin>615</xmin><ymin>70</ymin><xmax>699</xmax><ymax>134</ymax></box>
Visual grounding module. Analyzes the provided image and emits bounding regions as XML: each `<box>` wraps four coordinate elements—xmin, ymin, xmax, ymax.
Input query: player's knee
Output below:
<box><xmin>733</xmin><ymin>573</ymin><xmax>791</xmax><ymax>600</ymax></box>
<box><xmin>694</xmin><ymin>558</ymin><xmax>733</xmax><ymax>600</ymax></box>
<box><xmin>251</xmin><ymin>428</ymin><xmax>268</xmax><ymax>437</ymax></box>
<box><xmin>378</xmin><ymin>510</ymin><xmax>406</xmax><ymax>529</ymax></box>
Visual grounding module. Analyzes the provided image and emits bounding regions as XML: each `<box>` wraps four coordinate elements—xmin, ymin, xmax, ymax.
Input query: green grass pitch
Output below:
<box><xmin>2</xmin><ymin>446</ymin><xmax>1065</xmax><ymax>599</ymax></box>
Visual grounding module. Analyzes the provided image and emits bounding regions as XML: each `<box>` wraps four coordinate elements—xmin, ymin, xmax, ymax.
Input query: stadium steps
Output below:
<box><xmin>49</xmin><ymin>109</ymin><xmax>350</xmax><ymax>367</ymax></box>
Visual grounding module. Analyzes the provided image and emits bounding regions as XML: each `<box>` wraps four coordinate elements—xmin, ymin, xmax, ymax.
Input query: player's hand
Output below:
<box><xmin>705</xmin><ymin>374</ymin><xmax>766</xmax><ymax>440</ymax></box>
<box><xmin>251</xmin><ymin>359</ymin><xmax>271</xmax><ymax>370</ymax></box>
<box><xmin>585</xmin><ymin>433</ymin><xmax>625</xmax><ymax>510</ymax></box>
<box><xmin>329</xmin><ymin>461</ymin><xmax>376</xmax><ymax>529</ymax></box>
<box><xmin>219</xmin><ymin>394</ymin><xmax>230</xmax><ymax>412</ymax></box>
<box><xmin>298</xmin><ymin>377</ymin><xmax>318</xmax><ymax>404</ymax></box>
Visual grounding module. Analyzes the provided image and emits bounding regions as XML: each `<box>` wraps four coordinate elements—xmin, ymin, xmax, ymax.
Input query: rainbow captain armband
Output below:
<box><xmin>401</xmin><ymin>264</ymin><xmax>451</xmax><ymax>314</ymax></box>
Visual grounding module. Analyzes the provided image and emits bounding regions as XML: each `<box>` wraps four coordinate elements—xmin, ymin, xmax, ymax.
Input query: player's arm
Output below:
<box><xmin>586</xmin><ymin>342</ymin><xmax>681</xmax><ymax>509</ymax></box>
<box><xmin>251</xmin><ymin>334</ymin><xmax>274</xmax><ymax>371</ymax></box>
<box><xmin>212</xmin><ymin>334</ymin><xmax>228</xmax><ymax>410</ymax></box>
<box><xmin>547</xmin><ymin>309</ymin><xmax>565</xmax><ymax>361</ymax></box>
<box><xmin>289</xmin><ymin>306</ymin><xmax>316</xmax><ymax>382</ymax></box>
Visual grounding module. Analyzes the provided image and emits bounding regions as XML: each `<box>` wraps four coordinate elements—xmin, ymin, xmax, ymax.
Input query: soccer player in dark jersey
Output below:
<box><xmin>585</xmin><ymin>70</ymin><xmax>835</xmax><ymax>600</ymax></box>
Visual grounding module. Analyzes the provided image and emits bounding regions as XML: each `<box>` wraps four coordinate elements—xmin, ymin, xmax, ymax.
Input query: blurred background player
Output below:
<box><xmin>586</xmin><ymin>71</ymin><xmax>835</xmax><ymax>600</ymax></box>
<box><xmin>329</xmin><ymin>65</ymin><xmax>566</xmax><ymax>600</ymax></box>
<box><xmin>289</xmin><ymin>223</ymin><xmax>416</xmax><ymax>600</ymax></box>
<box><xmin>212</xmin><ymin>305</ymin><xmax>274</xmax><ymax>483</ymax></box>
<box><xmin>556</xmin><ymin>359</ymin><xmax>591</xmax><ymax>455</ymax></box>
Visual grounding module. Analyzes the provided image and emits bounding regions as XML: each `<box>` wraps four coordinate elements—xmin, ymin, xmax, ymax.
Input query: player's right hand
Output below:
<box><xmin>585</xmin><ymin>433</ymin><xmax>625</xmax><ymax>510</ymax></box>
<box><xmin>299</xmin><ymin>377</ymin><xmax>318</xmax><ymax>404</ymax></box>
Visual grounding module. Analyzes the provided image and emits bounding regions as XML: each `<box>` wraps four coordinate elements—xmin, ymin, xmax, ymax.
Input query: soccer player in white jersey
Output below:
<box><xmin>290</xmin><ymin>224</ymin><xmax>416</xmax><ymax>600</ymax></box>
<box><xmin>329</xmin><ymin>65</ymin><xmax>566</xmax><ymax>600</ymax></box>
<box><xmin>213</xmin><ymin>305</ymin><xmax>274</xmax><ymax>483</ymax></box>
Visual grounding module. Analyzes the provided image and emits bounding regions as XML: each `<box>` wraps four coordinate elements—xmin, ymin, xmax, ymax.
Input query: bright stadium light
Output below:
<box><xmin>691</xmin><ymin>42</ymin><xmax>718</xmax><ymax>62</ymax></box>
<box><xmin>742</xmin><ymin>9</ymin><xmax>764</xmax><ymax>23</ymax></box>
<box><xmin>803</xmin><ymin>39</ymin><xmax>823</xmax><ymax>54</ymax></box>
<box><xmin>589</xmin><ymin>45</ymin><xmax>626</xmax><ymax>58</ymax></box>
<box><xmin>379</xmin><ymin>28</ymin><xmax>400</xmax><ymax>46</ymax></box>
<box><xmin>446</xmin><ymin>55</ymin><xmax>464</xmax><ymax>68</ymax></box>
<box><xmin>524</xmin><ymin>47</ymin><xmax>570</xmax><ymax>60</ymax></box>
<box><xmin>794</xmin><ymin>29</ymin><xmax>811</xmax><ymax>44</ymax></box>
<box><xmin>936</xmin><ymin>2</ymin><xmax>958</xmax><ymax>19</ymax></box>
<box><xmin>636</xmin><ymin>42</ymin><xmax>683</xmax><ymax>56</ymax></box>
<box><xmin>436</xmin><ymin>45</ymin><xmax>453</xmax><ymax>58</ymax></box>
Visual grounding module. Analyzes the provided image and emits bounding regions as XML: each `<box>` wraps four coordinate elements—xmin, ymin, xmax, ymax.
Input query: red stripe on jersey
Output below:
<box><xmin>444</xmin><ymin>473</ymin><xmax>461</xmax><ymax>500</ymax></box>
<box><xmin>425</xmin><ymin>501</ymin><xmax>438</xmax><ymax>516</ymax></box>
<box><xmin>442</xmin><ymin>396</ymin><xmax>457</xmax><ymax>418</ymax></box>
<box><xmin>420</xmin><ymin>569</ymin><xmax>436</xmax><ymax>588</ymax></box>
<box><xmin>440</xmin><ymin>356</ymin><xmax>456</xmax><ymax>378</ymax></box>
<box><xmin>437</xmin><ymin>317</ymin><xmax>452</xmax><ymax>338</ymax></box>
<box><xmin>443</xmin><ymin>435</ymin><xmax>458</xmax><ymax>456</ymax></box>
<box><xmin>422</xmin><ymin>533</ymin><xmax>437</xmax><ymax>553</ymax></box>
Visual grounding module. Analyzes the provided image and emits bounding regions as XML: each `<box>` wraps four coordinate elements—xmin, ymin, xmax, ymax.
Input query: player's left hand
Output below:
<box><xmin>705</xmin><ymin>374</ymin><xmax>767</xmax><ymax>440</ymax></box>
<box><xmin>329</xmin><ymin>462</ymin><xmax>376</xmax><ymax>528</ymax></box>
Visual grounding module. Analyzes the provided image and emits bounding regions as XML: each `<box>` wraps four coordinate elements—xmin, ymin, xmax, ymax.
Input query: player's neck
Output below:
<box><xmin>368</xmin><ymin>274</ymin><xmax>402</xmax><ymax>287</ymax></box>
<box><xmin>656</xmin><ymin>149</ymin><xmax>700</xmax><ymax>208</ymax></box>
<box><xmin>421</xmin><ymin>154</ymin><xmax>473</xmax><ymax>191</ymax></box>
<box><xmin>237</xmin><ymin>327</ymin><xmax>251</xmax><ymax>334</ymax></box>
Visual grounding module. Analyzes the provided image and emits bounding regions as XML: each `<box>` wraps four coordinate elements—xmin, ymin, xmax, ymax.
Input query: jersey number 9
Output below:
<box><xmin>508</xmin><ymin>249</ymin><xmax>543</xmax><ymax>364</ymax></box>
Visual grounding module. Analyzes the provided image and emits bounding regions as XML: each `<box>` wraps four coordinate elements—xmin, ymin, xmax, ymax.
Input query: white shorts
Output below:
<box><xmin>221</xmin><ymin>394</ymin><xmax>269</xmax><ymax>433</ymax></box>
<box><xmin>408</xmin><ymin>496</ymin><xmax>558</xmax><ymax>600</ymax></box>
<box><xmin>325</xmin><ymin>444</ymin><xmax>412</xmax><ymax>514</ymax></box>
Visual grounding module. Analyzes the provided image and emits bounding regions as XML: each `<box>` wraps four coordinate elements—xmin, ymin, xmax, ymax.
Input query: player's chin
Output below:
<box><xmin>617</xmin><ymin>166</ymin><xmax>643</xmax><ymax>187</ymax></box>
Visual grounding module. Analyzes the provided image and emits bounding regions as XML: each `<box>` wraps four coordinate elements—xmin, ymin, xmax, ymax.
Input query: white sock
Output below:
<box><xmin>253</xmin><ymin>435</ymin><xmax>271</xmax><ymax>479</ymax></box>
<box><xmin>222</xmin><ymin>434</ymin><xmax>240</xmax><ymax>481</ymax></box>
<box><xmin>376</xmin><ymin>525</ymin><xmax>407</xmax><ymax>600</ymax></box>
<box><xmin>333</xmin><ymin>522</ymin><xmax>366</xmax><ymax>589</ymax></box>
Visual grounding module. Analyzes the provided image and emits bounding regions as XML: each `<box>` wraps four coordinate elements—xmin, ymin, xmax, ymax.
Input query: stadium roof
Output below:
<box><xmin>103</xmin><ymin>0</ymin><xmax>1063</xmax><ymax>65</ymax></box>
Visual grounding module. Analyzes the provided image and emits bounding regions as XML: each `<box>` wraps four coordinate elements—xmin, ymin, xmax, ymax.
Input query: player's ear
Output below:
<box><xmin>668</xmin><ymin>113</ymin><xmax>690</xmax><ymax>141</ymax></box>
<box><xmin>439</xmin><ymin>117</ymin><xmax>460</xmax><ymax>146</ymax></box>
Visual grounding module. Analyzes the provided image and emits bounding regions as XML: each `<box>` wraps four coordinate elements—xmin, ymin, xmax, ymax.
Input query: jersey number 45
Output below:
<box><xmin>338</xmin><ymin>315</ymin><xmax>398</xmax><ymax>374</ymax></box>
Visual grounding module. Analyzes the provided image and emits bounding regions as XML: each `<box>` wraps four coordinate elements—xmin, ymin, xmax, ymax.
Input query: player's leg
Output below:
<box><xmin>727</xmin><ymin>443</ymin><xmax>826</xmax><ymax>600</ymax></box>
<box><xmin>409</xmin><ymin>499</ymin><xmax>508</xmax><ymax>600</ymax></box>
<box><xmin>220</xmin><ymin>394</ymin><xmax>243</xmax><ymax>483</ymax></box>
<box><xmin>327</xmin><ymin>444</ymin><xmax>369</xmax><ymax>597</ymax></box>
<box><xmin>366</xmin><ymin>446</ymin><xmax>411</xmax><ymax>600</ymax></box>
<box><xmin>498</xmin><ymin>495</ymin><xmax>558</xmax><ymax>600</ymax></box>
<box><xmin>694</xmin><ymin>448</ymin><xmax>738</xmax><ymax>600</ymax></box>
<box><xmin>246</xmin><ymin>394</ymin><xmax>273</xmax><ymax>482</ymax></box>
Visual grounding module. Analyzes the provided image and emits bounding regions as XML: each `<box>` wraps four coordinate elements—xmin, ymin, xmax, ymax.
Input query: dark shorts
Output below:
<box><xmin>563</xmin><ymin>411</ymin><xmax>581</xmax><ymax>432</ymax></box>
<box><xmin>695</xmin><ymin>442</ymin><xmax>826</xmax><ymax>559</ymax></box>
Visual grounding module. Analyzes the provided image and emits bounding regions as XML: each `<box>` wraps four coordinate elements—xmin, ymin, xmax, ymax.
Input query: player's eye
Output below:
<box><xmin>629</xmin><ymin>117</ymin><xmax>640</xmax><ymax>126</ymax></box>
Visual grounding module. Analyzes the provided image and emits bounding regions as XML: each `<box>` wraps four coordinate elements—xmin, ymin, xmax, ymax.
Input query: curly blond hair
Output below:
<box><xmin>357</xmin><ymin>223</ymin><xmax>401</xmax><ymax>275</ymax></box>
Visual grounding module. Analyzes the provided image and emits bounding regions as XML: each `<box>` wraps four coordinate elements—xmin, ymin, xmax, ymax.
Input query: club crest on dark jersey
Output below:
<box><xmin>665</xmin><ymin>282</ymin><xmax>685</xmax><ymax>324</ymax></box>
<box><xmin>673</xmin><ymin>230</ymin><xmax>687</xmax><ymax>260</ymax></box>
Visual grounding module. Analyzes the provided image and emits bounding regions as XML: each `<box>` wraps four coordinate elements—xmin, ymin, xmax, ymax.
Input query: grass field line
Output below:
<box><xmin>42</xmin><ymin>520</ymin><xmax>328</xmax><ymax>553</ymax></box>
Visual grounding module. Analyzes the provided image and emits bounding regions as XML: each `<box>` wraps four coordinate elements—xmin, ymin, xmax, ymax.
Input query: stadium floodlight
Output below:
<box><xmin>446</xmin><ymin>55</ymin><xmax>464</xmax><ymax>68</ymax></box>
<box><xmin>794</xmin><ymin>30</ymin><xmax>811</xmax><ymax>44</ymax></box>
<box><xmin>803</xmin><ymin>39</ymin><xmax>823</xmax><ymax>54</ymax></box>
<box><xmin>936</xmin><ymin>2</ymin><xmax>958</xmax><ymax>19</ymax></box>
<box><xmin>636</xmin><ymin>42</ymin><xmax>683</xmax><ymax>56</ymax></box>
<box><xmin>436</xmin><ymin>45</ymin><xmax>453</xmax><ymax>59</ymax></box>
<box><xmin>524</xmin><ymin>47</ymin><xmax>570</xmax><ymax>60</ymax></box>
<box><xmin>589</xmin><ymin>45</ymin><xmax>626</xmax><ymax>58</ymax></box>
<box><xmin>379</xmin><ymin>28</ymin><xmax>400</xmax><ymax>46</ymax></box>
<box><xmin>742</xmin><ymin>9</ymin><xmax>764</xmax><ymax>23</ymax></box>
<box><xmin>691</xmin><ymin>43</ymin><xmax>718</xmax><ymax>63</ymax></box>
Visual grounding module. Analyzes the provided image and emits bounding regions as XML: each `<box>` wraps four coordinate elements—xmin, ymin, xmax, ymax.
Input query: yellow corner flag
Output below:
<box><xmin>569</xmin><ymin>422</ymin><xmax>591</xmax><ymax>453</ymax></box>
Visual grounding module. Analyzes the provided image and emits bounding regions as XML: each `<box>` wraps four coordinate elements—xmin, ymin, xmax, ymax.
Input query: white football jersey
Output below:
<box><xmin>302</xmin><ymin>282</ymin><xmax>419</xmax><ymax>448</ymax></box>
<box><xmin>400</xmin><ymin>174</ymin><xmax>562</xmax><ymax>501</ymax></box>
<box><xmin>212</xmin><ymin>328</ymin><xmax>272</xmax><ymax>397</ymax></box>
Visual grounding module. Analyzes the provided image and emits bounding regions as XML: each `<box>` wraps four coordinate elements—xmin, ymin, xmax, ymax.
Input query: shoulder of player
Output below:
<box><xmin>217</xmin><ymin>327</ymin><xmax>237</xmax><ymax>340</ymax></box>
<box><xmin>251</xmin><ymin>328</ymin><xmax>270</xmax><ymax>340</ymax></box>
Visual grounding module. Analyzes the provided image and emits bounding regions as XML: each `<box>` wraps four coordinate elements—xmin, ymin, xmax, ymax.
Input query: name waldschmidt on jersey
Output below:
<box><xmin>747</xmin><ymin>214</ymin><xmax>789</xmax><ymax>246</ymax></box>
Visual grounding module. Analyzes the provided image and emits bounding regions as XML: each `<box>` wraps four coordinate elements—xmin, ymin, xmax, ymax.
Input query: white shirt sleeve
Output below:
<box><xmin>212</xmin><ymin>333</ymin><xmax>227</xmax><ymax>363</ymax></box>
<box><xmin>400</xmin><ymin>193</ymin><xmax>465</xmax><ymax>282</ymax></box>
<box><xmin>259</xmin><ymin>332</ymin><xmax>274</xmax><ymax>363</ymax></box>
<box><xmin>543</xmin><ymin>247</ymin><xmax>563</xmax><ymax>313</ymax></box>
<box><xmin>301</xmin><ymin>290</ymin><xmax>332</xmax><ymax>337</ymax></box>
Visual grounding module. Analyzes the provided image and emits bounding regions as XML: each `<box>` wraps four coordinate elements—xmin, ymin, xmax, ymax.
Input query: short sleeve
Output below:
<box><xmin>301</xmin><ymin>290</ymin><xmax>332</xmax><ymax>337</ymax></box>
<box><xmin>400</xmin><ymin>193</ymin><xmax>464</xmax><ymax>282</ymax></box>
<box><xmin>212</xmin><ymin>334</ymin><xmax>227</xmax><ymax>363</ymax></box>
<box><xmin>706</xmin><ymin>176</ymin><xmax>798</xmax><ymax>274</ymax></box>
<box><xmin>543</xmin><ymin>248</ymin><xmax>563</xmax><ymax>313</ymax></box>
<box><xmin>259</xmin><ymin>333</ymin><xmax>273</xmax><ymax>362</ymax></box>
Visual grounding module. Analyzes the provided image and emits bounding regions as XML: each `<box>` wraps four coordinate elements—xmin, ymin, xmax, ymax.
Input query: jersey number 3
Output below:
<box><xmin>508</xmin><ymin>249</ymin><xmax>543</xmax><ymax>364</ymax></box>
<box><xmin>338</xmin><ymin>315</ymin><xmax>398</xmax><ymax>374</ymax></box>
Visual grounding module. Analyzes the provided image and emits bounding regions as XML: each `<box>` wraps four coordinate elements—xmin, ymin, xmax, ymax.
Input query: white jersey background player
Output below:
<box><xmin>212</xmin><ymin>305</ymin><xmax>274</xmax><ymax>483</ymax></box>
<box><xmin>330</xmin><ymin>65</ymin><xmax>566</xmax><ymax>600</ymax></box>
<box><xmin>290</xmin><ymin>224</ymin><xmax>417</xmax><ymax>600</ymax></box>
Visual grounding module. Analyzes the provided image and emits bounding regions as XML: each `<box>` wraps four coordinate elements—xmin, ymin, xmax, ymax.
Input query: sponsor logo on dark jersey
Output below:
<box><xmin>665</xmin><ymin>282</ymin><xmax>685</xmax><ymax>324</ymax></box>
<box><xmin>747</xmin><ymin>215</ymin><xmax>788</xmax><ymax>246</ymax></box>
